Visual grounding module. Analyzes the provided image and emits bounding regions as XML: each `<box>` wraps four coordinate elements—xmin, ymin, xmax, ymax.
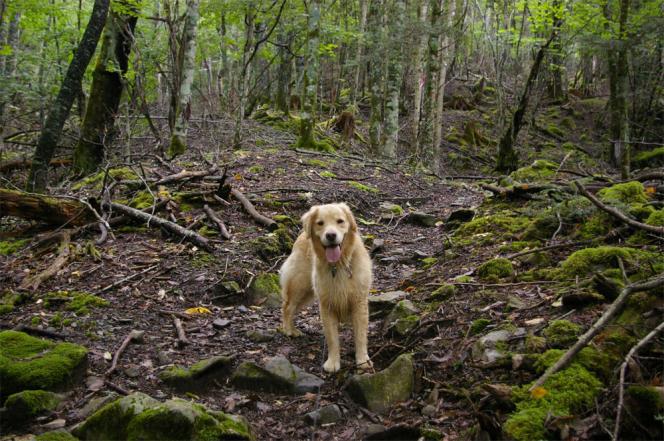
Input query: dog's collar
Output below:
<box><xmin>330</xmin><ymin>261</ymin><xmax>352</xmax><ymax>278</ymax></box>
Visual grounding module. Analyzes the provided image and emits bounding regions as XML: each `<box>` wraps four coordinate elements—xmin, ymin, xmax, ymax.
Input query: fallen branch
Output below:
<box><xmin>530</xmin><ymin>273</ymin><xmax>664</xmax><ymax>390</ymax></box>
<box><xmin>575</xmin><ymin>181</ymin><xmax>664</xmax><ymax>235</ymax></box>
<box><xmin>0</xmin><ymin>189</ymin><xmax>97</xmax><ymax>226</ymax></box>
<box><xmin>155</xmin><ymin>166</ymin><xmax>218</xmax><ymax>186</ymax></box>
<box><xmin>231</xmin><ymin>188</ymin><xmax>278</xmax><ymax>231</ymax></box>
<box><xmin>105</xmin><ymin>201</ymin><xmax>213</xmax><ymax>251</ymax></box>
<box><xmin>613</xmin><ymin>320</ymin><xmax>664</xmax><ymax>441</ymax></box>
<box><xmin>158</xmin><ymin>309</ymin><xmax>192</xmax><ymax>321</ymax></box>
<box><xmin>20</xmin><ymin>231</ymin><xmax>71</xmax><ymax>290</ymax></box>
<box><xmin>106</xmin><ymin>329</ymin><xmax>145</xmax><ymax>376</ymax></box>
<box><xmin>100</xmin><ymin>264</ymin><xmax>159</xmax><ymax>293</ymax></box>
<box><xmin>104</xmin><ymin>380</ymin><xmax>130</xmax><ymax>395</ymax></box>
<box><xmin>173</xmin><ymin>317</ymin><xmax>189</xmax><ymax>348</ymax></box>
<box><xmin>203</xmin><ymin>204</ymin><xmax>231</xmax><ymax>239</ymax></box>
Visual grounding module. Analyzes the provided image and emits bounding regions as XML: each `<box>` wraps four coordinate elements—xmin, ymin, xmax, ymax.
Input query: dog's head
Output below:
<box><xmin>301</xmin><ymin>203</ymin><xmax>358</xmax><ymax>264</ymax></box>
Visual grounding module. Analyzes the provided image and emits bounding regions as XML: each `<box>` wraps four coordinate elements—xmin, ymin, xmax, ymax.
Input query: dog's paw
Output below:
<box><xmin>323</xmin><ymin>358</ymin><xmax>341</xmax><ymax>373</ymax></box>
<box><xmin>356</xmin><ymin>357</ymin><xmax>373</xmax><ymax>371</ymax></box>
<box><xmin>278</xmin><ymin>327</ymin><xmax>303</xmax><ymax>337</ymax></box>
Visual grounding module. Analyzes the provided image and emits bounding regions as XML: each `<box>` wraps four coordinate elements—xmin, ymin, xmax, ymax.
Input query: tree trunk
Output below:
<box><xmin>27</xmin><ymin>0</ymin><xmax>110</xmax><ymax>193</ymax></box>
<box><xmin>495</xmin><ymin>23</ymin><xmax>560</xmax><ymax>173</ymax></box>
<box><xmin>382</xmin><ymin>0</ymin><xmax>405</xmax><ymax>159</ymax></box>
<box><xmin>368</xmin><ymin>0</ymin><xmax>384</xmax><ymax>152</ymax></box>
<box><xmin>0</xmin><ymin>189</ymin><xmax>97</xmax><ymax>226</ymax></box>
<box><xmin>167</xmin><ymin>0</ymin><xmax>200</xmax><ymax>158</ymax></box>
<box><xmin>545</xmin><ymin>1</ymin><xmax>566</xmax><ymax>103</ymax></box>
<box><xmin>233</xmin><ymin>3</ymin><xmax>254</xmax><ymax>147</ymax></box>
<box><xmin>411</xmin><ymin>0</ymin><xmax>429</xmax><ymax>153</ymax></box>
<box><xmin>295</xmin><ymin>0</ymin><xmax>321</xmax><ymax>150</ymax></box>
<box><xmin>352</xmin><ymin>0</ymin><xmax>368</xmax><ymax>104</ymax></box>
<box><xmin>275</xmin><ymin>32</ymin><xmax>293</xmax><ymax>114</ymax></box>
<box><xmin>73</xmin><ymin>1</ymin><xmax>138</xmax><ymax>174</ymax></box>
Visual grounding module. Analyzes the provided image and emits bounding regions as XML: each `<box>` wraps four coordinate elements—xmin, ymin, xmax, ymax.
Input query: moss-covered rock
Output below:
<box><xmin>1</xmin><ymin>389</ymin><xmax>62</xmax><ymax>427</ymax></box>
<box><xmin>0</xmin><ymin>331</ymin><xmax>87</xmax><ymax>397</ymax></box>
<box><xmin>0</xmin><ymin>238</ymin><xmax>30</xmax><ymax>256</ymax></box>
<box><xmin>72</xmin><ymin>167</ymin><xmax>139</xmax><ymax>191</ymax></box>
<box><xmin>229</xmin><ymin>357</ymin><xmax>323</xmax><ymax>395</ymax></box>
<box><xmin>470</xmin><ymin>319</ymin><xmax>491</xmax><ymax>335</ymax></box>
<box><xmin>543</xmin><ymin>320</ymin><xmax>581</xmax><ymax>348</ymax></box>
<box><xmin>0</xmin><ymin>291</ymin><xmax>26</xmax><ymax>315</ymax></box>
<box><xmin>455</xmin><ymin>213</ymin><xmax>531</xmax><ymax>245</ymax></box>
<box><xmin>429</xmin><ymin>284</ymin><xmax>456</xmax><ymax>301</ymax></box>
<box><xmin>477</xmin><ymin>258</ymin><xmax>514</xmax><ymax>282</ymax></box>
<box><xmin>559</xmin><ymin>246</ymin><xmax>661</xmax><ymax>278</ymax></box>
<box><xmin>597</xmin><ymin>181</ymin><xmax>649</xmax><ymax>205</ymax></box>
<box><xmin>383</xmin><ymin>300</ymin><xmax>420</xmax><ymax>337</ymax></box>
<box><xmin>346</xmin><ymin>354</ymin><xmax>414</xmax><ymax>413</ymax></box>
<box><xmin>509</xmin><ymin>159</ymin><xmax>557</xmax><ymax>183</ymax></box>
<box><xmin>347</xmin><ymin>181</ymin><xmax>380</xmax><ymax>193</ymax></box>
<box><xmin>43</xmin><ymin>291</ymin><xmax>109</xmax><ymax>315</ymax></box>
<box><xmin>525</xmin><ymin>335</ymin><xmax>547</xmax><ymax>353</ymax></box>
<box><xmin>246</xmin><ymin>273</ymin><xmax>281</xmax><ymax>308</ymax></box>
<box><xmin>632</xmin><ymin>146</ymin><xmax>664</xmax><ymax>169</ymax></box>
<box><xmin>159</xmin><ymin>356</ymin><xmax>232</xmax><ymax>392</ymax></box>
<box><xmin>73</xmin><ymin>392</ymin><xmax>253</xmax><ymax>440</ymax></box>
<box><xmin>35</xmin><ymin>430</ymin><xmax>79</xmax><ymax>441</ymax></box>
<box><xmin>247</xmin><ymin>227</ymin><xmax>294</xmax><ymax>261</ymax></box>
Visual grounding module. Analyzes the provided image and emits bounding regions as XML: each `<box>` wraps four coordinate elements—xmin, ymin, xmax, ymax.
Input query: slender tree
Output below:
<box><xmin>382</xmin><ymin>0</ymin><xmax>405</xmax><ymax>158</ymax></box>
<box><xmin>27</xmin><ymin>0</ymin><xmax>111</xmax><ymax>192</ymax></box>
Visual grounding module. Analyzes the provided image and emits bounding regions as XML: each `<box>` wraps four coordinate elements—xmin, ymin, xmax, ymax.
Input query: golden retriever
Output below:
<box><xmin>280</xmin><ymin>203</ymin><xmax>372</xmax><ymax>373</ymax></box>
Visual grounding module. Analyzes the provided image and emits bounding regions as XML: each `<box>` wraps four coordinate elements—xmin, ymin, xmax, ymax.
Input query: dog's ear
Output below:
<box><xmin>339</xmin><ymin>203</ymin><xmax>358</xmax><ymax>233</ymax></box>
<box><xmin>301</xmin><ymin>206</ymin><xmax>319</xmax><ymax>237</ymax></box>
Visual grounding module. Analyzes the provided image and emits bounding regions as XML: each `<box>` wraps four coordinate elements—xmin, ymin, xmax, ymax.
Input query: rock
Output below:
<box><xmin>159</xmin><ymin>356</ymin><xmax>233</xmax><ymax>392</ymax></box>
<box><xmin>482</xmin><ymin>383</ymin><xmax>514</xmax><ymax>408</ymax></box>
<box><xmin>429</xmin><ymin>284</ymin><xmax>457</xmax><ymax>301</ymax></box>
<box><xmin>446</xmin><ymin>208</ymin><xmax>475</xmax><ymax>228</ymax></box>
<box><xmin>41</xmin><ymin>419</ymin><xmax>67</xmax><ymax>430</ymax></box>
<box><xmin>35</xmin><ymin>430</ymin><xmax>78</xmax><ymax>441</ymax></box>
<box><xmin>346</xmin><ymin>353</ymin><xmax>414</xmax><ymax>413</ymax></box>
<box><xmin>506</xmin><ymin>295</ymin><xmax>526</xmax><ymax>310</ymax></box>
<box><xmin>365</xmin><ymin>423</ymin><xmax>387</xmax><ymax>437</ymax></box>
<box><xmin>124</xmin><ymin>365</ymin><xmax>141</xmax><ymax>378</ymax></box>
<box><xmin>76</xmin><ymin>392</ymin><xmax>119</xmax><ymax>420</ymax></box>
<box><xmin>85</xmin><ymin>376</ymin><xmax>104</xmax><ymax>391</ymax></box>
<box><xmin>368</xmin><ymin>291</ymin><xmax>406</xmax><ymax>318</ymax></box>
<box><xmin>0</xmin><ymin>330</ymin><xmax>88</xmax><ymax>397</ymax></box>
<box><xmin>246</xmin><ymin>273</ymin><xmax>281</xmax><ymax>308</ymax></box>
<box><xmin>471</xmin><ymin>330</ymin><xmax>511</xmax><ymax>366</ymax></box>
<box><xmin>370</xmin><ymin>238</ymin><xmax>385</xmax><ymax>256</ymax></box>
<box><xmin>303</xmin><ymin>404</ymin><xmax>343</xmax><ymax>425</ymax></box>
<box><xmin>72</xmin><ymin>392</ymin><xmax>253</xmax><ymax>440</ymax></box>
<box><xmin>561</xmin><ymin>291</ymin><xmax>605</xmax><ymax>308</ymax></box>
<box><xmin>245</xmin><ymin>329</ymin><xmax>276</xmax><ymax>343</ymax></box>
<box><xmin>156</xmin><ymin>350</ymin><xmax>172</xmax><ymax>366</ymax></box>
<box><xmin>231</xmin><ymin>356</ymin><xmax>323</xmax><ymax>395</ymax></box>
<box><xmin>421</xmin><ymin>404</ymin><xmax>437</xmax><ymax>417</ymax></box>
<box><xmin>1</xmin><ymin>390</ymin><xmax>62</xmax><ymax>427</ymax></box>
<box><xmin>406</xmin><ymin>211</ymin><xmax>438</xmax><ymax>227</ymax></box>
<box><xmin>247</xmin><ymin>227</ymin><xmax>293</xmax><ymax>262</ymax></box>
<box><xmin>213</xmin><ymin>318</ymin><xmax>231</xmax><ymax>329</ymax></box>
<box><xmin>383</xmin><ymin>300</ymin><xmax>420</xmax><ymax>336</ymax></box>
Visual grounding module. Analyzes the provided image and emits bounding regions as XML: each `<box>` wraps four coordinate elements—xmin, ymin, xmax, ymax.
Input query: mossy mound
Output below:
<box><xmin>509</xmin><ymin>159</ymin><xmax>557</xmax><ymax>183</ymax></box>
<box><xmin>0</xmin><ymin>238</ymin><xmax>30</xmax><ymax>256</ymax></box>
<box><xmin>454</xmin><ymin>213</ymin><xmax>531</xmax><ymax>244</ymax></box>
<box><xmin>73</xmin><ymin>392</ymin><xmax>254</xmax><ymax>440</ymax></box>
<box><xmin>543</xmin><ymin>320</ymin><xmax>581</xmax><ymax>348</ymax></box>
<box><xmin>559</xmin><ymin>246</ymin><xmax>662</xmax><ymax>278</ymax></box>
<box><xmin>159</xmin><ymin>356</ymin><xmax>232</xmax><ymax>392</ymax></box>
<box><xmin>477</xmin><ymin>258</ymin><xmax>514</xmax><ymax>282</ymax></box>
<box><xmin>597</xmin><ymin>181</ymin><xmax>649</xmax><ymax>206</ymax></box>
<box><xmin>246</xmin><ymin>273</ymin><xmax>281</xmax><ymax>308</ymax></box>
<box><xmin>44</xmin><ymin>291</ymin><xmax>109</xmax><ymax>315</ymax></box>
<box><xmin>470</xmin><ymin>318</ymin><xmax>491</xmax><ymax>335</ymax></box>
<box><xmin>503</xmin><ymin>363</ymin><xmax>602</xmax><ymax>441</ymax></box>
<box><xmin>72</xmin><ymin>167</ymin><xmax>139</xmax><ymax>190</ymax></box>
<box><xmin>35</xmin><ymin>431</ymin><xmax>79</xmax><ymax>441</ymax></box>
<box><xmin>632</xmin><ymin>146</ymin><xmax>664</xmax><ymax>169</ymax></box>
<box><xmin>347</xmin><ymin>181</ymin><xmax>380</xmax><ymax>193</ymax></box>
<box><xmin>346</xmin><ymin>354</ymin><xmax>414</xmax><ymax>413</ymax></box>
<box><xmin>535</xmin><ymin>347</ymin><xmax>614</xmax><ymax>382</ymax></box>
<box><xmin>0</xmin><ymin>291</ymin><xmax>26</xmax><ymax>315</ymax></box>
<box><xmin>0</xmin><ymin>331</ymin><xmax>87</xmax><ymax>397</ymax></box>
<box><xmin>247</xmin><ymin>227</ymin><xmax>294</xmax><ymax>261</ymax></box>
<box><xmin>429</xmin><ymin>284</ymin><xmax>456</xmax><ymax>301</ymax></box>
<box><xmin>1</xmin><ymin>389</ymin><xmax>62</xmax><ymax>427</ymax></box>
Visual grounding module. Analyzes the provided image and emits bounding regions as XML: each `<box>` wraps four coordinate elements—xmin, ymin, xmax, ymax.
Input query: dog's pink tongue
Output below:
<box><xmin>325</xmin><ymin>245</ymin><xmax>342</xmax><ymax>263</ymax></box>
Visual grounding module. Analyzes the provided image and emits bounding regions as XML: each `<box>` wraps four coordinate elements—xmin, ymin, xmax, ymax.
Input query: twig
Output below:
<box><xmin>100</xmin><ymin>264</ymin><xmax>159</xmax><ymax>293</ymax></box>
<box><xmin>106</xmin><ymin>330</ymin><xmax>145</xmax><ymax>376</ymax></box>
<box><xmin>203</xmin><ymin>204</ymin><xmax>231</xmax><ymax>239</ymax></box>
<box><xmin>158</xmin><ymin>309</ymin><xmax>193</xmax><ymax>321</ymax></box>
<box><xmin>231</xmin><ymin>188</ymin><xmax>278</xmax><ymax>231</ymax></box>
<box><xmin>530</xmin><ymin>273</ymin><xmax>664</xmax><ymax>390</ymax></box>
<box><xmin>20</xmin><ymin>231</ymin><xmax>71</xmax><ymax>290</ymax></box>
<box><xmin>613</xmin><ymin>320</ymin><xmax>664</xmax><ymax>441</ymax></box>
<box><xmin>155</xmin><ymin>166</ymin><xmax>218</xmax><ymax>185</ymax></box>
<box><xmin>173</xmin><ymin>317</ymin><xmax>189</xmax><ymax>348</ymax></box>
<box><xmin>104</xmin><ymin>380</ymin><xmax>130</xmax><ymax>395</ymax></box>
<box><xmin>575</xmin><ymin>181</ymin><xmax>664</xmax><ymax>235</ymax></box>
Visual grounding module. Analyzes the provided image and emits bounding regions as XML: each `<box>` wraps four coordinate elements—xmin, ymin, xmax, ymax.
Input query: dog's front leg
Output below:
<box><xmin>320</xmin><ymin>306</ymin><xmax>341</xmax><ymax>372</ymax></box>
<box><xmin>352</xmin><ymin>301</ymin><xmax>372</xmax><ymax>370</ymax></box>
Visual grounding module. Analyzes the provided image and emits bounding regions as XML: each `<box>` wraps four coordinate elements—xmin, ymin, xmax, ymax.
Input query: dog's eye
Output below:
<box><xmin>316</xmin><ymin>220</ymin><xmax>324</xmax><ymax>226</ymax></box>
<box><xmin>337</xmin><ymin>219</ymin><xmax>344</xmax><ymax>224</ymax></box>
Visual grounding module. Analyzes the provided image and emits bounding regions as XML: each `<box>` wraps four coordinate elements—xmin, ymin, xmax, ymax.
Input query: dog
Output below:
<box><xmin>280</xmin><ymin>203</ymin><xmax>373</xmax><ymax>373</ymax></box>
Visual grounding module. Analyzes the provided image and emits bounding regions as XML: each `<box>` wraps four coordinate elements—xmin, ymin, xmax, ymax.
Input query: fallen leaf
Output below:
<box><xmin>531</xmin><ymin>387</ymin><xmax>548</xmax><ymax>399</ymax></box>
<box><xmin>103</xmin><ymin>351</ymin><xmax>112</xmax><ymax>361</ymax></box>
<box><xmin>185</xmin><ymin>307</ymin><xmax>212</xmax><ymax>315</ymax></box>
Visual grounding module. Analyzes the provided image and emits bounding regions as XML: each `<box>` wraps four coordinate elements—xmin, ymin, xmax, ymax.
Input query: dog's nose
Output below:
<box><xmin>325</xmin><ymin>232</ymin><xmax>337</xmax><ymax>242</ymax></box>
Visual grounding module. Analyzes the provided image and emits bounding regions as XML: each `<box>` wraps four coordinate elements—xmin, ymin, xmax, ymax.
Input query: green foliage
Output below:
<box><xmin>0</xmin><ymin>238</ymin><xmax>30</xmax><ymax>256</ymax></box>
<box><xmin>470</xmin><ymin>319</ymin><xmax>491</xmax><ymax>335</ymax></box>
<box><xmin>429</xmin><ymin>284</ymin><xmax>457</xmax><ymax>301</ymax></box>
<box><xmin>633</xmin><ymin>146</ymin><xmax>664</xmax><ymax>168</ymax></box>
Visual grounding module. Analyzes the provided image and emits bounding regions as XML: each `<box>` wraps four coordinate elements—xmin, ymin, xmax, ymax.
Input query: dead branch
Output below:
<box><xmin>158</xmin><ymin>309</ymin><xmax>192</xmax><ymax>321</ymax></box>
<box><xmin>173</xmin><ymin>317</ymin><xmax>189</xmax><ymax>348</ymax></box>
<box><xmin>20</xmin><ymin>231</ymin><xmax>71</xmax><ymax>290</ymax></box>
<box><xmin>203</xmin><ymin>204</ymin><xmax>231</xmax><ymax>239</ymax></box>
<box><xmin>0</xmin><ymin>189</ymin><xmax>97</xmax><ymax>226</ymax></box>
<box><xmin>505</xmin><ymin>240</ymin><xmax>592</xmax><ymax>260</ymax></box>
<box><xmin>155</xmin><ymin>165</ymin><xmax>218</xmax><ymax>185</ymax></box>
<box><xmin>530</xmin><ymin>273</ymin><xmax>664</xmax><ymax>390</ymax></box>
<box><xmin>575</xmin><ymin>181</ymin><xmax>664</xmax><ymax>235</ymax></box>
<box><xmin>613</xmin><ymin>320</ymin><xmax>664</xmax><ymax>441</ymax></box>
<box><xmin>105</xmin><ymin>201</ymin><xmax>213</xmax><ymax>251</ymax></box>
<box><xmin>100</xmin><ymin>264</ymin><xmax>159</xmax><ymax>293</ymax></box>
<box><xmin>104</xmin><ymin>380</ymin><xmax>130</xmax><ymax>395</ymax></box>
<box><xmin>106</xmin><ymin>329</ymin><xmax>145</xmax><ymax>376</ymax></box>
<box><xmin>231</xmin><ymin>188</ymin><xmax>278</xmax><ymax>231</ymax></box>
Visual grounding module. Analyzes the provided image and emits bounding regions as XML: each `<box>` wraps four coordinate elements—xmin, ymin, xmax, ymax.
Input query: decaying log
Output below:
<box><xmin>106</xmin><ymin>329</ymin><xmax>145</xmax><ymax>376</ymax></box>
<box><xmin>0</xmin><ymin>158</ymin><xmax>71</xmax><ymax>173</ymax></box>
<box><xmin>203</xmin><ymin>204</ymin><xmax>230</xmax><ymax>239</ymax></box>
<box><xmin>231</xmin><ymin>188</ymin><xmax>278</xmax><ymax>231</ymax></box>
<box><xmin>575</xmin><ymin>181</ymin><xmax>664</xmax><ymax>235</ymax></box>
<box><xmin>20</xmin><ymin>231</ymin><xmax>71</xmax><ymax>290</ymax></box>
<box><xmin>530</xmin><ymin>273</ymin><xmax>664</xmax><ymax>391</ymax></box>
<box><xmin>0</xmin><ymin>189</ymin><xmax>97</xmax><ymax>226</ymax></box>
<box><xmin>105</xmin><ymin>201</ymin><xmax>213</xmax><ymax>251</ymax></box>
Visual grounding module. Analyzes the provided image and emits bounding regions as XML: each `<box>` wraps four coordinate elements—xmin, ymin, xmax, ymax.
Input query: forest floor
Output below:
<box><xmin>1</xmin><ymin>90</ymin><xmax>663</xmax><ymax>441</ymax></box>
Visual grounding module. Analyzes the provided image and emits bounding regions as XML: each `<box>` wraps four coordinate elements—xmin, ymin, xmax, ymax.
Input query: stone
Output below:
<box><xmin>76</xmin><ymin>392</ymin><xmax>119</xmax><ymax>420</ymax></box>
<box><xmin>124</xmin><ymin>365</ymin><xmax>141</xmax><ymax>378</ymax></box>
<box><xmin>246</xmin><ymin>273</ymin><xmax>281</xmax><ymax>308</ymax></box>
<box><xmin>562</xmin><ymin>291</ymin><xmax>605</xmax><ymax>308</ymax></box>
<box><xmin>346</xmin><ymin>354</ymin><xmax>414</xmax><ymax>413</ymax></box>
<box><xmin>159</xmin><ymin>355</ymin><xmax>233</xmax><ymax>392</ymax></box>
<box><xmin>156</xmin><ymin>351</ymin><xmax>172</xmax><ymax>366</ymax></box>
<box><xmin>446</xmin><ymin>208</ymin><xmax>475</xmax><ymax>227</ymax></box>
<box><xmin>471</xmin><ymin>330</ymin><xmax>511</xmax><ymax>366</ymax></box>
<box><xmin>213</xmin><ymin>318</ymin><xmax>231</xmax><ymax>329</ymax></box>
<box><xmin>230</xmin><ymin>356</ymin><xmax>323</xmax><ymax>395</ymax></box>
<box><xmin>0</xmin><ymin>330</ymin><xmax>88</xmax><ymax>397</ymax></box>
<box><xmin>303</xmin><ymin>404</ymin><xmax>343</xmax><ymax>425</ymax></box>
<box><xmin>383</xmin><ymin>300</ymin><xmax>420</xmax><ymax>336</ymax></box>
<box><xmin>245</xmin><ymin>329</ymin><xmax>276</xmax><ymax>343</ymax></box>
<box><xmin>1</xmin><ymin>390</ymin><xmax>62</xmax><ymax>427</ymax></box>
<box><xmin>41</xmin><ymin>419</ymin><xmax>67</xmax><ymax>430</ymax></box>
<box><xmin>421</xmin><ymin>404</ymin><xmax>437</xmax><ymax>417</ymax></box>
<box><xmin>72</xmin><ymin>392</ymin><xmax>253</xmax><ymax>440</ymax></box>
<box><xmin>406</xmin><ymin>211</ymin><xmax>438</xmax><ymax>227</ymax></box>
<box><xmin>506</xmin><ymin>295</ymin><xmax>527</xmax><ymax>310</ymax></box>
<box><xmin>35</xmin><ymin>430</ymin><xmax>78</xmax><ymax>441</ymax></box>
<box><xmin>369</xmin><ymin>291</ymin><xmax>406</xmax><ymax>318</ymax></box>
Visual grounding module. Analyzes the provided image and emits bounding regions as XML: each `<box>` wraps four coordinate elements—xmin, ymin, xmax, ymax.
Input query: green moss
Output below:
<box><xmin>503</xmin><ymin>407</ymin><xmax>549</xmax><ymax>441</ymax></box>
<box><xmin>197</xmin><ymin>226</ymin><xmax>219</xmax><ymax>237</ymax></box>
<box><xmin>470</xmin><ymin>319</ymin><xmax>491</xmax><ymax>335</ymax></box>
<box><xmin>578</xmin><ymin>213</ymin><xmax>611</xmax><ymax>239</ymax></box>
<box><xmin>429</xmin><ymin>284</ymin><xmax>457</xmax><ymax>301</ymax></box>
<box><xmin>116</xmin><ymin>225</ymin><xmax>148</xmax><ymax>233</ymax></box>
<box><xmin>0</xmin><ymin>291</ymin><xmax>25</xmax><ymax>315</ymax></box>
<box><xmin>510</xmin><ymin>159</ymin><xmax>557</xmax><ymax>183</ymax></box>
<box><xmin>247</xmin><ymin>227</ymin><xmax>294</xmax><ymax>261</ymax></box>
<box><xmin>0</xmin><ymin>330</ymin><xmax>88</xmax><ymax>396</ymax></box>
<box><xmin>525</xmin><ymin>335</ymin><xmax>547</xmax><ymax>353</ymax></box>
<box><xmin>35</xmin><ymin>431</ymin><xmax>79</xmax><ymax>441</ymax></box>
<box><xmin>248</xmin><ymin>165</ymin><xmax>264</xmax><ymax>173</ymax></box>
<box><xmin>543</xmin><ymin>320</ymin><xmax>581</xmax><ymax>348</ymax></box>
<box><xmin>191</xmin><ymin>252</ymin><xmax>215</xmax><ymax>268</ymax></box>
<box><xmin>72</xmin><ymin>167</ymin><xmax>139</xmax><ymax>190</ymax></box>
<box><xmin>167</xmin><ymin>135</ymin><xmax>186</xmax><ymax>159</ymax></box>
<box><xmin>559</xmin><ymin>246</ymin><xmax>660</xmax><ymax>278</ymax></box>
<box><xmin>304</xmin><ymin>158</ymin><xmax>330</xmax><ymax>167</ymax></box>
<box><xmin>50</xmin><ymin>312</ymin><xmax>64</xmax><ymax>327</ymax></box>
<box><xmin>633</xmin><ymin>146</ymin><xmax>664</xmax><ymax>168</ymax></box>
<box><xmin>127</xmin><ymin>404</ymin><xmax>193</xmax><ymax>440</ymax></box>
<box><xmin>535</xmin><ymin>347</ymin><xmax>612</xmax><ymax>379</ymax></box>
<box><xmin>455</xmin><ymin>213</ymin><xmax>531</xmax><ymax>240</ymax></box>
<box><xmin>645</xmin><ymin>209</ymin><xmax>664</xmax><ymax>226</ymax></box>
<box><xmin>347</xmin><ymin>181</ymin><xmax>379</xmax><ymax>193</ymax></box>
<box><xmin>626</xmin><ymin>385</ymin><xmax>664</xmax><ymax>413</ymax></box>
<box><xmin>319</xmin><ymin>170</ymin><xmax>337</xmax><ymax>178</ymax></box>
<box><xmin>477</xmin><ymin>258</ymin><xmax>514</xmax><ymax>281</ymax></box>
<box><xmin>3</xmin><ymin>389</ymin><xmax>61</xmax><ymax>423</ymax></box>
<box><xmin>421</xmin><ymin>257</ymin><xmax>438</xmax><ymax>269</ymax></box>
<box><xmin>546</xmin><ymin>124</ymin><xmax>565</xmax><ymax>138</ymax></box>
<box><xmin>128</xmin><ymin>190</ymin><xmax>157</xmax><ymax>210</ymax></box>
<box><xmin>66</xmin><ymin>292</ymin><xmax>108</xmax><ymax>315</ymax></box>
<box><xmin>0</xmin><ymin>238</ymin><xmax>30</xmax><ymax>256</ymax></box>
<box><xmin>498</xmin><ymin>241</ymin><xmax>539</xmax><ymax>253</ymax></box>
<box><xmin>597</xmin><ymin>181</ymin><xmax>649</xmax><ymax>205</ymax></box>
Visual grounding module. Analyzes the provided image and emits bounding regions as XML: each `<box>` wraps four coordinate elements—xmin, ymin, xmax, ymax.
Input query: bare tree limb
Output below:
<box><xmin>106</xmin><ymin>329</ymin><xmax>145</xmax><ymax>376</ymax></box>
<box><xmin>203</xmin><ymin>204</ymin><xmax>230</xmax><ymax>239</ymax></box>
<box><xmin>231</xmin><ymin>188</ymin><xmax>278</xmax><ymax>231</ymax></box>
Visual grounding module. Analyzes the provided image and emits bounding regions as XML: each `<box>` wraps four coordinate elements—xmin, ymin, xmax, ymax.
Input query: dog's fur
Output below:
<box><xmin>280</xmin><ymin>203</ymin><xmax>372</xmax><ymax>372</ymax></box>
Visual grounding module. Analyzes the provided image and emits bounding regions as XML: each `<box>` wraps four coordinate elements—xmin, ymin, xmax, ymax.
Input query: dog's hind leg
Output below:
<box><xmin>351</xmin><ymin>301</ymin><xmax>372</xmax><ymax>370</ymax></box>
<box><xmin>281</xmin><ymin>284</ymin><xmax>313</xmax><ymax>337</ymax></box>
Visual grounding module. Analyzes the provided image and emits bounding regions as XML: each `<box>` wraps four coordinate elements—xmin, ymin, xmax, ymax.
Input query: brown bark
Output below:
<box><xmin>0</xmin><ymin>189</ymin><xmax>97</xmax><ymax>226</ymax></box>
